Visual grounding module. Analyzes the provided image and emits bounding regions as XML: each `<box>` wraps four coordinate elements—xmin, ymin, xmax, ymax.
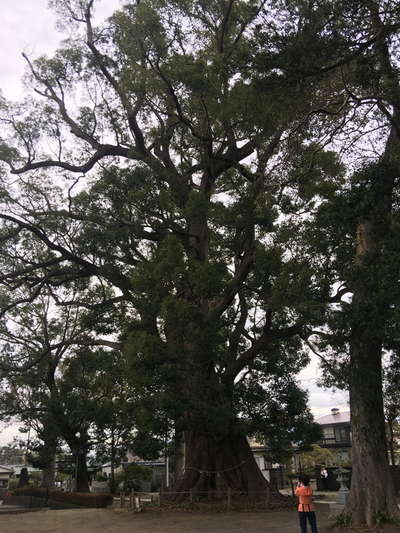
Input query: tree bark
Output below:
<box><xmin>42</xmin><ymin>456</ymin><xmax>56</xmax><ymax>490</ymax></box>
<box><xmin>171</xmin><ymin>426</ymin><xmax>287</xmax><ymax>503</ymax></box>
<box><xmin>74</xmin><ymin>449</ymin><xmax>90</xmax><ymax>493</ymax></box>
<box><xmin>346</xmin><ymin>125</ymin><xmax>400</xmax><ymax>526</ymax></box>
<box><xmin>110</xmin><ymin>429</ymin><xmax>116</xmax><ymax>493</ymax></box>
<box><xmin>387</xmin><ymin>418</ymin><xmax>396</xmax><ymax>466</ymax></box>
<box><xmin>348</xmin><ymin>336</ymin><xmax>399</xmax><ymax>526</ymax></box>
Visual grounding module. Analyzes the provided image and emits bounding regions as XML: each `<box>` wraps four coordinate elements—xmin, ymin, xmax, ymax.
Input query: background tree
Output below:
<box><xmin>0</xmin><ymin>289</ymin><xmax>125</xmax><ymax>491</ymax></box>
<box><xmin>88</xmin><ymin>350</ymin><xmax>138</xmax><ymax>493</ymax></box>
<box><xmin>383</xmin><ymin>355</ymin><xmax>400</xmax><ymax>466</ymax></box>
<box><xmin>273</xmin><ymin>0</ymin><xmax>400</xmax><ymax>525</ymax></box>
<box><xmin>0</xmin><ymin>443</ymin><xmax>26</xmax><ymax>465</ymax></box>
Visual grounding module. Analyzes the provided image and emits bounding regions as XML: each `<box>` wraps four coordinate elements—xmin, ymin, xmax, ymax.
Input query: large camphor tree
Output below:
<box><xmin>3</xmin><ymin>1</ymin><xmax>400</xmax><ymax>520</ymax></box>
<box><xmin>0</xmin><ymin>0</ymin><xmax>334</xmax><ymax>499</ymax></box>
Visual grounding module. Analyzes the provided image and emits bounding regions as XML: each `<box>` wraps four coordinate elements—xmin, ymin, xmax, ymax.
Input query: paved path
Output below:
<box><xmin>0</xmin><ymin>504</ymin><xmax>332</xmax><ymax>533</ymax></box>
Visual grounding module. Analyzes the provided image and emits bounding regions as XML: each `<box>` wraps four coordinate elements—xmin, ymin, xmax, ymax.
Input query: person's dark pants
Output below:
<box><xmin>299</xmin><ymin>511</ymin><xmax>318</xmax><ymax>533</ymax></box>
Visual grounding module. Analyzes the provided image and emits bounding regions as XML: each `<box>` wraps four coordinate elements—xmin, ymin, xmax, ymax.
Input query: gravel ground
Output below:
<box><xmin>0</xmin><ymin>503</ymin><xmax>333</xmax><ymax>533</ymax></box>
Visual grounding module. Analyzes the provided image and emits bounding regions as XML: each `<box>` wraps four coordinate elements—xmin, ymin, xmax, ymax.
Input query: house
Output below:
<box><xmin>315</xmin><ymin>408</ymin><xmax>351</xmax><ymax>464</ymax></box>
<box><xmin>249</xmin><ymin>441</ymin><xmax>287</xmax><ymax>489</ymax></box>
<box><xmin>100</xmin><ymin>451</ymin><xmax>167</xmax><ymax>490</ymax></box>
<box><xmin>4</xmin><ymin>463</ymin><xmax>41</xmax><ymax>486</ymax></box>
<box><xmin>0</xmin><ymin>465</ymin><xmax>13</xmax><ymax>488</ymax></box>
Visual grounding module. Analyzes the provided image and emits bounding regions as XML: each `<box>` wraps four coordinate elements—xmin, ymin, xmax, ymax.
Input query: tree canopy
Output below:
<box><xmin>1</xmin><ymin>0</ymin><xmax>400</xmax><ymax>525</ymax></box>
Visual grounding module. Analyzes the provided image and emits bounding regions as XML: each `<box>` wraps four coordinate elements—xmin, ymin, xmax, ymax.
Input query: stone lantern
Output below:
<box><xmin>334</xmin><ymin>466</ymin><xmax>350</xmax><ymax>505</ymax></box>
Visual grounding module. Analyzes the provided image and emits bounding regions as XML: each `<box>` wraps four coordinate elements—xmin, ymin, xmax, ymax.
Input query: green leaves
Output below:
<box><xmin>0</xmin><ymin>143</ymin><xmax>20</xmax><ymax>165</ymax></box>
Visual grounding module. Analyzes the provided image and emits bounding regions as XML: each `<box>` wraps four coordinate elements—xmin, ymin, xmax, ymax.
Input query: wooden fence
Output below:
<box><xmin>116</xmin><ymin>487</ymin><xmax>272</xmax><ymax>511</ymax></box>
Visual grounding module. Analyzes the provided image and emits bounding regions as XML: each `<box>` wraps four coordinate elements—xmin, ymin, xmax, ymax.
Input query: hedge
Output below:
<box><xmin>50</xmin><ymin>491</ymin><xmax>113</xmax><ymax>508</ymax></box>
<box><xmin>11</xmin><ymin>488</ymin><xmax>113</xmax><ymax>508</ymax></box>
<box><xmin>14</xmin><ymin>487</ymin><xmax>48</xmax><ymax>498</ymax></box>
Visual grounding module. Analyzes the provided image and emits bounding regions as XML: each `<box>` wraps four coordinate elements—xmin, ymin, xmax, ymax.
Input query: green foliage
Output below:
<box><xmin>334</xmin><ymin>512</ymin><xmax>352</xmax><ymax>527</ymax></box>
<box><xmin>18</xmin><ymin>467</ymin><xmax>29</xmax><ymax>488</ymax></box>
<box><xmin>373</xmin><ymin>509</ymin><xmax>400</xmax><ymax>527</ymax></box>
<box><xmin>8</xmin><ymin>478</ymin><xmax>18</xmax><ymax>490</ymax></box>
<box><xmin>115</xmin><ymin>463</ymin><xmax>152</xmax><ymax>491</ymax></box>
<box><xmin>95</xmin><ymin>472</ymin><xmax>108</xmax><ymax>482</ymax></box>
<box><xmin>131</xmin><ymin>432</ymin><xmax>164</xmax><ymax>461</ymax></box>
<box><xmin>4</xmin><ymin>0</ymin><xmax>400</xmax><ymax>503</ymax></box>
<box><xmin>297</xmin><ymin>445</ymin><xmax>335</xmax><ymax>470</ymax></box>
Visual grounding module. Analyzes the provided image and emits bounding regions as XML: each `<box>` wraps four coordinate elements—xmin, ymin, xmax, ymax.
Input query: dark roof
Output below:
<box><xmin>316</xmin><ymin>411</ymin><xmax>350</xmax><ymax>425</ymax></box>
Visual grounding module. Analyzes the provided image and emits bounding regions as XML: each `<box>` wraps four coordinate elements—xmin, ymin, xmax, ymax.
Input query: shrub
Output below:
<box><xmin>95</xmin><ymin>472</ymin><xmax>109</xmax><ymax>482</ymax></box>
<box><xmin>115</xmin><ymin>463</ymin><xmax>153</xmax><ymax>491</ymax></box>
<box><xmin>12</xmin><ymin>487</ymin><xmax>113</xmax><ymax>508</ymax></box>
<box><xmin>8</xmin><ymin>478</ymin><xmax>18</xmax><ymax>490</ymax></box>
<box><xmin>335</xmin><ymin>512</ymin><xmax>351</xmax><ymax>527</ymax></box>
<box><xmin>14</xmin><ymin>487</ymin><xmax>48</xmax><ymax>497</ymax></box>
<box><xmin>373</xmin><ymin>509</ymin><xmax>400</xmax><ymax>527</ymax></box>
<box><xmin>50</xmin><ymin>491</ymin><xmax>113</xmax><ymax>508</ymax></box>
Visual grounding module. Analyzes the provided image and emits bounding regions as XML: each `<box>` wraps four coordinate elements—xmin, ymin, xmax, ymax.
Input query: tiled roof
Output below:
<box><xmin>316</xmin><ymin>411</ymin><xmax>350</xmax><ymax>425</ymax></box>
<box><xmin>3</xmin><ymin>465</ymin><xmax>39</xmax><ymax>474</ymax></box>
<box><xmin>0</xmin><ymin>465</ymin><xmax>13</xmax><ymax>473</ymax></box>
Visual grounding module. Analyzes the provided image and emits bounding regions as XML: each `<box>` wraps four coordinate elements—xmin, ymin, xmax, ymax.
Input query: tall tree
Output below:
<box><xmin>383</xmin><ymin>356</ymin><xmax>400</xmax><ymax>466</ymax></box>
<box><xmin>0</xmin><ymin>289</ymin><xmax>124</xmax><ymax>491</ymax></box>
<box><xmin>0</xmin><ymin>0</ymin><xmax>333</xmax><ymax>499</ymax></box>
<box><xmin>276</xmin><ymin>0</ymin><xmax>400</xmax><ymax>525</ymax></box>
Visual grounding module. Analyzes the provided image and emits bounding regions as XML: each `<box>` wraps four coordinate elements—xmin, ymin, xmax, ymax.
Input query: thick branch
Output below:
<box><xmin>0</xmin><ymin>214</ymin><xmax>133</xmax><ymax>296</ymax></box>
<box><xmin>231</xmin><ymin>319</ymin><xmax>305</xmax><ymax>377</ymax></box>
<box><xmin>9</xmin><ymin>144</ymin><xmax>131</xmax><ymax>175</ymax></box>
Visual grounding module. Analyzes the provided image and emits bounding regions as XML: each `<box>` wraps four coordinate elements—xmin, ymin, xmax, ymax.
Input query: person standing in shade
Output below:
<box><xmin>320</xmin><ymin>466</ymin><xmax>328</xmax><ymax>490</ymax></box>
<box><xmin>295</xmin><ymin>475</ymin><xmax>319</xmax><ymax>533</ymax></box>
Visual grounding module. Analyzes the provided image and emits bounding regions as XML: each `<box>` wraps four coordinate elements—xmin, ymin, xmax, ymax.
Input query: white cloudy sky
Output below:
<box><xmin>0</xmin><ymin>0</ymin><xmax>348</xmax><ymax>445</ymax></box>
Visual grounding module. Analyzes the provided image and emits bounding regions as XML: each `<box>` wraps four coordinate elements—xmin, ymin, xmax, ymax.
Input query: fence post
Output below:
<box><xmin>129</xmin><ymin>489</ymin><xmax>134</xmax><ymax>509</ymax></box>
<box><xmin>120</xmin><ymin>491</ymin><xmax>125</xmax><ymax>508</ymax></box>
<box><xmin>290</xmin><ymin>477</ymin><xmax>295</xmax><ymax>497</ymax></box>
<box><xmin>227</xmin><ymin>487</ymin><xmax>231</xmax><ymax>510</ymax></box>
<box><xmin>265</xmin><ymin>486</ymin><xmax>270</xmax><ymax>510</ymax></box>
<box><xmin>159</xmin><ymin>487</ymin><xmax>162</xmax><ymax>507</ymax></box>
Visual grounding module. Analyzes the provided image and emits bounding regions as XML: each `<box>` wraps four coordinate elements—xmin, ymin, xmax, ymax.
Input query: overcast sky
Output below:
<box><xmin>0</xmin><ymin>0</ymin><xmax>348</xmax><ymax>445</ymax></box>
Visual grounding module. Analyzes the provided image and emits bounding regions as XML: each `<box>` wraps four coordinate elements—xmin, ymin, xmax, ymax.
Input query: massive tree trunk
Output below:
<box><xmin>42</xmin><ymin>456</ymin><xmax>56</xmax><ymax>490</ymax></box>
<box><xmin>40</xmin><ymin>423</ymin><xmax>58</xmax><ymax>490</ymax></box>
<box><xmin>74</xmin><ymin>449</ymin><xmax>90</xmax><ymax>493</ymax></box>
<box><xmin>387</xmin><ymin>418</ymin><xmax>396</xmax><ymax>466</ymax></box>
<box><xmin>172</xmin><ymin>426</ymin><xmax>286</xmax><ymax>503</ymax></box>
<box><xmin>346</xmin><ymin>125</ymin><xmax>400</xmax><ymax>526</ymax></box>
<box><xmin>110</xmin><ymin>428</ymin><xmax>116</xmax><ymax>493</ymax></box>
<box><xmin>348</xmin><ymin>336</ymin><xmax>399</xmax><ymax>526</ymax></box>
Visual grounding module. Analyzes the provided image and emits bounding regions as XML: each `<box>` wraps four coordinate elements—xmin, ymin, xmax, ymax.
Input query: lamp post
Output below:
<box><xmin>166</xmin><ymin>454</ymin><xmax>170</xmax><ymax>488</ymax></box>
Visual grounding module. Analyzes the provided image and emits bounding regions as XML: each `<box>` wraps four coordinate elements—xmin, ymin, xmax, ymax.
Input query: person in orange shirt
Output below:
<box><xmin>295</xmin><ymin>475</ymin><xmax>319</xmax><ymax>533</ymax></box>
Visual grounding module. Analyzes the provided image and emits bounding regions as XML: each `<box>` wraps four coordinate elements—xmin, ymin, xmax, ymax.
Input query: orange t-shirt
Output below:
<box><xmin>295</xmin><ymin>485</ymin><xmax>315</xmax><ymax>512</ymax></box>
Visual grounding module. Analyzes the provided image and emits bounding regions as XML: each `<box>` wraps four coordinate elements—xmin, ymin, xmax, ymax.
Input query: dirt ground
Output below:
<box><xmin>0</xmin><ymin>504</ymin><xmax>334</xmax><ymax>533</ymax></box>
